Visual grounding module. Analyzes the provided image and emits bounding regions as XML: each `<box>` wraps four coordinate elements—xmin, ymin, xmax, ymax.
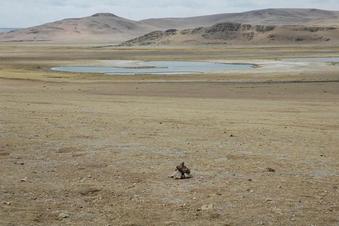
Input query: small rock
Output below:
<box><xmin>79</xmin><ymin>177</ymin><xmax>86</xmax><ymax>183</ymax></box>
<box><xmin>179</xmin><ymin>203</ymin><xmax>186</xmax><ymax>208</ymax></box>
<box><xmin>127</xmin><ymin>183</ymin><xmax>137</xmax><ymax>189</ymax></box>
<box><xmin>272</xmin><ymin>207</ymin><xmax>283</xmax><ymax>215</ymax></box>
<box><xmin>78</xmin><ymin>187</ymin><xmax>101</xmax><ymax>196</ymax></box>
<box><xmin>266</xmin><ymin>167</ymin><xmax>276</xmax><ymax>173</ymax></box>
<box><xmin>265</xmin><ymin>198</ymin><xmax>273</xmax><ymax>202</ymax></box>
<box><xmin>230</xmin><ymin>134</ymin><xmax>234</xmax><ymax>137</ymax></box>
<box><xmin>200</xmin><ymin>204</ymin><xmax>214</xmax><ymax>211</ymax></box>
<box><xmin>3</xmin><ymin>201</ymin><xmax>11</xmax><ymax>205</ymax></box>
<box><xmin>58</xmin><ymin>212</ymin><xmax>70</xmax><ymax>219</ymax></box>
<box><xmin>20</xmin><ymin>177</ymin><xmax>27</xmax><ymax>182</ymax></box>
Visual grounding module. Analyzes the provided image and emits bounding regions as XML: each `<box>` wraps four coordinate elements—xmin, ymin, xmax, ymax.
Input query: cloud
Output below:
<box><xmin>0</xmin><ymin>0</ymin><xmax>339</xmax><ymax>27</ymax></box>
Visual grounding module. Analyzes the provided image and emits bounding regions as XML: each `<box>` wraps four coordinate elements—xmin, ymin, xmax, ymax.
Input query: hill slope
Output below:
<box><xmin>121</xmin><ymin>23</ymin><xmax>339</xmax><ymax>46</ymax></box>
<box><xmin>141</xmin><ymin>8</ymin><xmax>339</xmax><ymax>29</ymax></box>
<box><xmin>0</xmin><ymin>13</ymin><xmax>157</xmax><ymax>43</ymax></box>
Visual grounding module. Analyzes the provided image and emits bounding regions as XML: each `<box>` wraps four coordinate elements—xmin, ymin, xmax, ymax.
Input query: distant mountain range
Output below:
<box><xmin>141</xmin><ymin>8</ymin><xmax>339</xmax><ymax>28</ymax></box>
<box><xmin>1</xmin><ymin>9</ymin><xmax>339</xmax><ymax>45</ymax></box>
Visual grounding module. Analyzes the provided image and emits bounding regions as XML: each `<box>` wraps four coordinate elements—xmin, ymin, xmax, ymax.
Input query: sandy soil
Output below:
<box><xmin>0</xmin><ymin>44</ymin><xmax>339</xmax><ymax>226</ymax></box>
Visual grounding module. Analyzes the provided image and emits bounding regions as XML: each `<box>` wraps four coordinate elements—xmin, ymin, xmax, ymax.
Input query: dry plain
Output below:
<box><xmin>0</xmin><ymin>44</ymin><xmax>339</xmax><ymax>226</ymax></box>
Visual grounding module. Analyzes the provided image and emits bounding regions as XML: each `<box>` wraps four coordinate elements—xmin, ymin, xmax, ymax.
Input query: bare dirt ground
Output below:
<box><xmin>1</xmin><ymin>44</ymin><xmax>339</xmax><ymax>226</ymax></box>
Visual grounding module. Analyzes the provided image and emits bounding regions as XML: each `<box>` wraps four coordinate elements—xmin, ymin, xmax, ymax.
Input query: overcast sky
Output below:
<box><xmin>1</xmin><ymin>0</ymin><xmax>339</xmax><ymax>27</ymax></box>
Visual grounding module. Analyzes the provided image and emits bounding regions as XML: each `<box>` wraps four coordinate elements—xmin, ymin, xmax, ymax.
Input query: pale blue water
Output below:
<box><xmin>285</xmin><ymin>57</ymin><xmax>339</xmax><ymax>63</ymax></box>
<box><xmin>0</xmin><ymin>28</ymin><xmax>17</xmax><ymax>33</ymax></box>
<box><xmin>51</xmin><ymin>61</ymin><xmax>254</xmax><ymax>75</ymax></box>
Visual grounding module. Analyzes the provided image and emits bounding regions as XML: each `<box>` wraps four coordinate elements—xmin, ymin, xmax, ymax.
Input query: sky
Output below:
<box><xmin>1</xmin><ymin>0</ymin><xmax>339</xmax><ymax>28</ymax></box>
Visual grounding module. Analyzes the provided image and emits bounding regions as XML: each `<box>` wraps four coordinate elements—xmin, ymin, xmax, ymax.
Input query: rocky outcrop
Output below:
<box><xmin>120</xmin><ymin>22</ymin><xmax>339</xmax><ymax>46</ymax></box>
<box><xmin>121</xmin><ymin>29</ymin><xmax>178</xmax><ymax>46</ymax></box>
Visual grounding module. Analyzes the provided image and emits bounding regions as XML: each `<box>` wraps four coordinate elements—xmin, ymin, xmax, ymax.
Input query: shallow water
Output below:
<box><xmin>51</xmin><ymin>61</ymin><xmax>254</xmax><ymax>75</ymax></box>
<box><xmin>0</xmin><ymin>28</ymin><xmax>17</xmax><ymax>33</ymax></box>
<box><xmin>285</xmin><ymin>57</ymin><xmax>339</xmax><ymax>63</ymax></box>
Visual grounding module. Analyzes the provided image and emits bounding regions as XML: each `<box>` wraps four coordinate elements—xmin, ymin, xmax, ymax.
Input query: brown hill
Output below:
<box><xmin>0</xmin><ymin>13</ymin><xmax>157</xmax><ymax>43</ymax></box>
<box><xmin>141</xmin><ymin>8</ymin><xmax>339</xmax><ymax>29</ymax></box>
<box><xmin>121</xmin><ymin>23</ymin><xmax>339</xmax><ymax>46</ymax></box>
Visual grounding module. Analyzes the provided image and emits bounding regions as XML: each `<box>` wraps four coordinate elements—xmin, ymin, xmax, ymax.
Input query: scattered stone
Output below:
<box><xmin>169</xmin><ymin>162</ymin><xmax>192</xmax><ymax>179</ymax></box>
<box><xmin>199</xmin><ymin>204</ymin><xmax>214</xmax><ymax>211</ymax></box>
<box><xmin>266</xmin><ymin>167</ymin><xmax>276</xmax><ymax>173</ymax></box>
<box><xmin>265</xmin><ymin>198</ymin><xmax>273</xmax><ymax>202</ymax></box>
<box><xmin>248</xmin><ymin>179</ymin><xmax>253</xmax><ymax>182</ymax></box>
<box><xmin>271</xmin><ymin>207</ymin><xmax>283</xmax><ymax>215</ymax></box>
<box><xmin>78</xmin><ymin>187</ymin><xmax>101</xmax><ymax>196</ymax></box>
<box><xmin>229</xmin><ymin>134</ymin><xmax>234</xmax><ymax>137</ymax></box>
<box><xmin>3</xmin><ymin>201</ymin><xmax>11</xmax><ymax>205</ymax></box>
<box><xmin>79</xmin><ymin>177</ymin><xmax>86</xmax><ymax>183</ymax></box>
<box><xmin>179</xmin><ymin>203</ymin><xmax>187</xmax><ymax>208</ymax></box>
<box><xmin>127</xmin><ymin>183</ymin><xmax>137</xmax><ymax>189</ymax></box>
<box><xmin>20</xmin><ymin>177</ymin><xmax>27</xmax><ymax>182</ymax></box>
<box><xmin>58</xmin><ymin>212</ymin><xmax>70</xmax><ymax>219</ymax></box>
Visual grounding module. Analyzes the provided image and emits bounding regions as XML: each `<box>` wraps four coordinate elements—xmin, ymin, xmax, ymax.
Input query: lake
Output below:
<box><xmin>51</xmin><ymin>61</ymin><xmax>254</xmax><ymax>75</ymax></box>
